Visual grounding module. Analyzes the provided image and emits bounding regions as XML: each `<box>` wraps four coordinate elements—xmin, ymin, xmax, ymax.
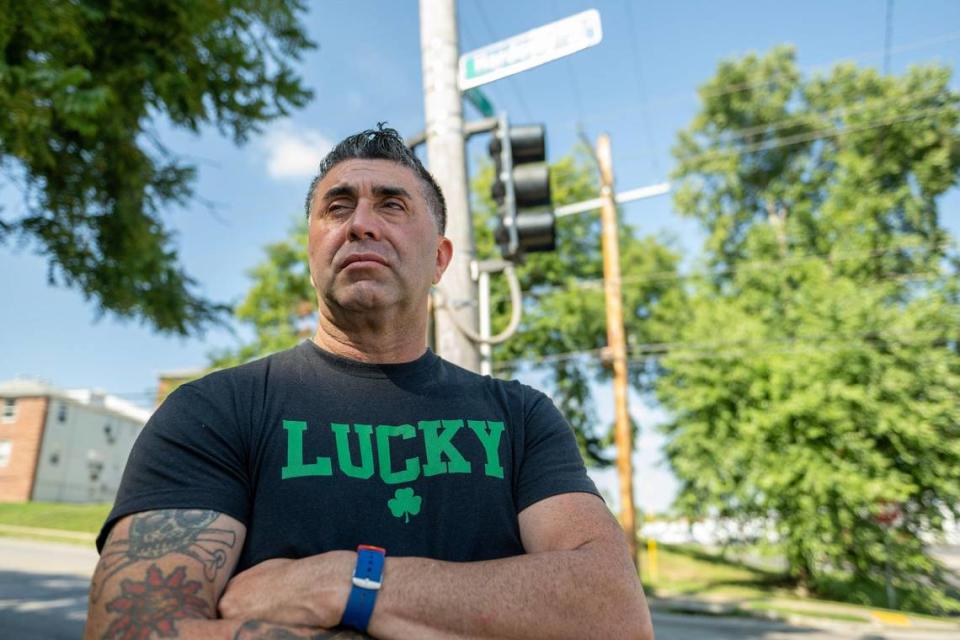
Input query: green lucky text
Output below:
<box><xmin>281</xmin><ymin>419</ymin><xmax>506</xmax><ymax>483</ymax></box>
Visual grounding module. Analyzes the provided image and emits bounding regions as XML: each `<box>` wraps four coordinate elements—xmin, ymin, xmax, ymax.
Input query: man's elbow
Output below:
<box><xmin>606</xmin><ymin>578</ymin><xmax>654</xmax><ymax>640</ymax></box>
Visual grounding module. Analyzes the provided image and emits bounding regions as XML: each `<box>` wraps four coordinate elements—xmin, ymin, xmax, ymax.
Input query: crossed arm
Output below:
<box><xmin>85</xmin><ymin>494</ymin><xmax>653</xmax><ymax>639</ymax></box>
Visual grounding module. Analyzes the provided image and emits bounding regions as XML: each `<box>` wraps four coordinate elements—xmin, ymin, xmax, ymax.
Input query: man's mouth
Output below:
<box><xmin>339</xmin><ymin>253</ymin><xmax>388</xmax><ymax>270</ymax></box>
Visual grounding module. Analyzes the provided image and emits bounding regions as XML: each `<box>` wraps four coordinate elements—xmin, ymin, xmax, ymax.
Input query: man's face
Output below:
<box><xmin>307</xmin><ymin>159</ymin><xmax>452</xmax><ymax>314</ymax></box>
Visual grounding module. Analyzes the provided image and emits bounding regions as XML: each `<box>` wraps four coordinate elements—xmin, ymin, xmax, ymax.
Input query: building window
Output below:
<box><xmin>0</xmin><ymin>440</ymin><xmax>11</xmax><ymax>467</ymax></box>
<box><xmin>57</xmin><ymin>403</ymin><xmax>68</xmax><ymax>423</ymax></box>
<box><xmin>1</xmin><ymin>399</ymin><xmax>15</xmax><ymax>423</ymax></box>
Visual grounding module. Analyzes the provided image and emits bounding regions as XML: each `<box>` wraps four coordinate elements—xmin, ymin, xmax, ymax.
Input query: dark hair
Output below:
<box><xmin>304</xmin><ymin>123</ymin><xmax>447</xmax><ymax>234</ymax></box>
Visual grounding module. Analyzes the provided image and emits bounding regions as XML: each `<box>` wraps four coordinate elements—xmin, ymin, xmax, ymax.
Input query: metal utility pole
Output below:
<box><xmin>597</xmin><ymin>133</ymin><xmax>639</xmax><ymax>565</ymax></box>
<box><xmin>419</xmin><ymin>0</ymin><xmax>480</xmax><ymax>372</ymax></box>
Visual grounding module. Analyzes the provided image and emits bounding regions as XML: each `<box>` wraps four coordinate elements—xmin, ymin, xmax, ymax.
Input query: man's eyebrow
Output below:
<box><xmin>372</xmin><ymin>185</ymin><xmax>412</xmax><ymax>200</ymax></box>
<box><xmin>320</xmin><ymin>184</ymin><xmax>357</xmax><ymax>201</ymax></box>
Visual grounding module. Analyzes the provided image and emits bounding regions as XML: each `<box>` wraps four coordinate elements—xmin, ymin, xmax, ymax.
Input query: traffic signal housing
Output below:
<box><xmin>489</xmin><ymin>116</ymin><xmax>556</xmax><ymax>259</ymax></box>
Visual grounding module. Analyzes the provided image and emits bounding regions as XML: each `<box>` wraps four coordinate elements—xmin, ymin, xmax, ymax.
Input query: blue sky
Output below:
<box><xmin>2</xmin><ymin>0</ymin><xmax>959</xmax><ymax>512</ymax></box>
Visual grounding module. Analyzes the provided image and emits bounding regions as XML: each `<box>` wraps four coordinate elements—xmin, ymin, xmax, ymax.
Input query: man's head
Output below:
<box><xmin>305</xmin><ymin>124</ymin><xmax>446</xmax><ymax>235</ymax></box>
<box><xmin>304</xmin><ymin>126</ymin><xmax>453</xmax><ymax>319</ymax></box>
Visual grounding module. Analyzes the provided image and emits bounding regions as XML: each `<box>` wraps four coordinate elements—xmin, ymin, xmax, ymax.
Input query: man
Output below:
<box><xmin>85</xmin><ymin>126</ymin><xmax>654</xmax><ymax>639</ymax></box>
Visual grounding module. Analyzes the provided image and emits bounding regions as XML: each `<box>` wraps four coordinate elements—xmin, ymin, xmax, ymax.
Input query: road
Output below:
<box><xmin>0</xmin><ymin>538</ymin><xmax>956</xmax><ymax>640</ymax></box>
<box><xmin>0</xmin><ymin>537</ymin><xmax>98</xmax><ymax>640</ymax></box>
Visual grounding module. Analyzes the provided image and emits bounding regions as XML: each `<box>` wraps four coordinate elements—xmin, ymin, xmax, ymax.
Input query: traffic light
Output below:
<box><xmin>489</xmin><ymin>115</ymin><xmax>556</xmax><ymax>259</ymax></box>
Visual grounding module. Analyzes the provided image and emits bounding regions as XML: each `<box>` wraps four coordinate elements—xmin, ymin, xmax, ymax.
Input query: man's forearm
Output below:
<box><xmin>114</xmin><ymin>618</ymin><xmax>374</xmax><ymax>639</ymax></box>
<box><xmin>367</xmin><ymin>543</ymin><xmax>651</xmax><ymax>640</ymax></box>
<box><xmin>182</xmin><ymin>619</ymin><xmax>374</xmax><ymax>639</ymax></box>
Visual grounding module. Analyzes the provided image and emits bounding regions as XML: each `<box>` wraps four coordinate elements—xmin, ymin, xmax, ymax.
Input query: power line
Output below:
<box><xmin>622</xmin><ymin>0</ymin><xmax>661</xmax><ymax>174</ymax></box>
<box><xmin>469</xmin><ymin>0</ymin><xmax>535</xmax><ymax>121</ymax></box>
<box><xmin>690</xmin><ymin>28</ymin><xmax>960</xmax><ymax>104</ymax></box>
<box><xmin>715</xmin><ymin>84</ymin><xmax>954</xmax><ymax>145</ymax></box>
<box><xmin>884</xmin><ymin>0</ymin><xmax>895</xmax><ymax>75</ymax></box>
<box><xmin>491</xmin><ymin>268</ymin><xmax>954</xmax><ymax>314</ymax></box>
<box><xmin>549</xmin><ymin>0</ymin><xmax>588</xmax><ymax>128</ymax></box>
<box><xmin>488</xmin><ymin>238</ymin><xmax>956</xmax><ymax>299</ymax></box>
<box><xmin>493</xmin><ymin>324</ymin><xmax>957</xmax><ymax>373</ymax></box>
<box><xmin>549</xmin><ymin>28</ymin><xmax>960</xmax><ymax>129</ymax></box>
<box><xmin>620</xmin><ymin>103</ymin><xmax>957</xmax><ymax>168</ymax></box>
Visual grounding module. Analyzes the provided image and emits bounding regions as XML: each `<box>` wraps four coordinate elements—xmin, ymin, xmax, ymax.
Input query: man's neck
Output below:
<box><xmin>311</xmin><ymin>317</ymin><xmax>428</xmax><ymax>365</ymax></box>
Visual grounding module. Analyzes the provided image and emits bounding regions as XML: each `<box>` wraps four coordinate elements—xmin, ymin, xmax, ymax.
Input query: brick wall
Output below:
<box><xmin>0</xmin><ymin>397</ymin><xmax>49</xmax><ymax>502</ymax></box>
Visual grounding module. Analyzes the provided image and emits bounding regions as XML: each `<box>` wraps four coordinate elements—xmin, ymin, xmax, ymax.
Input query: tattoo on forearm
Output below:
<box><xmin>233</xmin><ymin>620</ymin><xmax>375</xmax><ymax>640</ymax></box>
<box><xmin>102</xmin><ymin>563</ymin><xmax>210</xmax><ymax>639</ymax></box>
<box><xmin>92</xmin><ymin>509</ymin><xmax>237</xmax><ymax>602</ymax></box>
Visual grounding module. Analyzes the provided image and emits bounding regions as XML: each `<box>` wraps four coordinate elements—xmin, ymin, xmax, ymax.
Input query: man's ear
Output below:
<box><xmin>433</xmin><ymin>236</ymin><xmax>454</xmax><ymax>284</ymax></box>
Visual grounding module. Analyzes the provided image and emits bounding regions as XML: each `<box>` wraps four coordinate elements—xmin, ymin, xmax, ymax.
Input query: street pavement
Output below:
<box><xmin>0</xmin><ymin>537</ymin><xmax>97</xmax><ymax>640</ymax></box>
<box><xmin>651</xmin><ymin>611</ymin><xmax>958</xmax><ymax>639</ymax></box>
<box><xmin>0</xmin><ymin>537</ymin><xmax>957</xmax><ymax>640</ymax></box>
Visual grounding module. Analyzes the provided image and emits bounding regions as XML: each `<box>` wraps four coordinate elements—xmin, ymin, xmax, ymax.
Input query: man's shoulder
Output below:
<box><xmin>178</xmin><ymin>343</ymin><xmax>303</xmax><ymax>396</ymax></box>
<box><xmin>434</xmin><ymin>354</ymin><xmax>549</xmax><ymax>403</ymax></box>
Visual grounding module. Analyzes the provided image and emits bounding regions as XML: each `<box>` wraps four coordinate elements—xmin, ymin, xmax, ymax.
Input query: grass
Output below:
<box><xmin>746</xmin><ymin>602</ymin><xmax>869</xmax><ymax>624</ymax></box>
<box><xmin>0</xmin><ymin>501</ymin><xmax>111</xmax><ymax>533</ymax></box>
<box><xmin>643</xmin><ymin>542</ymin><xmax>785</xmax><ymax>600</ymax></box>
<box><xmin>642</xmin><ymin>541</ymin><xmax>960</xmax><ymax>625</ymax></box>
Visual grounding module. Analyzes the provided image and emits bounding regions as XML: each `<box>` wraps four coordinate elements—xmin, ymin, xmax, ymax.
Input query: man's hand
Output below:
<box><xmin>222</xmin><ymin>494</ymin><xmax>653</xmax><ymax>640</ymax></box>
<box><xmin>219</xmin><ymin>551</ymin><xmax>356</xmax><ymax>629</ymax></box>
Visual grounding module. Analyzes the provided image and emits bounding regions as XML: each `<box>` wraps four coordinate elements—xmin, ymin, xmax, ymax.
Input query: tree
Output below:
<box><xmin>212</xmin><ymin>148</ymin><xmax>685</xmax><ymax>466</ymax></box>
<box><xmin>658</xmin><ymin>46</ymin><xmax>960</xmax><ymax>611</ymax></box>
<box><xmin>473</xmin><ymin>148</ymin><xmax>683</xmax><ymax>465</ymax></box>
<box><xmin>209</xmin><ymin>216</ymin><xmax>311</xmax><ymax>368</ymax></box>
<box><xmin>0</xmin><ymin>1</ymin><xmax>314</xmax><ymax>334</ymax></box>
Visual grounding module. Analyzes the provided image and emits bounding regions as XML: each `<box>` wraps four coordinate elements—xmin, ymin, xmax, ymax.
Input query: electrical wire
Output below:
<box><xmin>492</xmin><ymin>324</ymin><xmax>958</xmax><ymax>373</ymax></box>
<box><xmin>549</xmin><ymin>0</ymin><xmax>588</xmax><ymax>128</ymax></box>
<box><xmin>619</xmin><ymin>103</ymin><xmax>957</xmax><ymax>167</ymax></box>
<box><xmin>487</xmin><ymin>238</ymin><xmax>956</xmax><ymax>298</ymax></box>
<box><xmin>469</xmin><ymin>0</ymin><xmax>535</xmax><ymax>121</ymax></box>
<box><xmin>485</xmin><ymin>266</ymin><xmax>956</xmax><ymax>372</ymax></box>
<box><xmin>713</xmin><ymin>84</ymin><xmax>955</xmax><ymax>145</ymax></box>
<box><xmin>433</xmin><ymin>265</ymin><xmax>523</xmax><ymax>345</ymax></box>
<box><xmin>548</xmin><ymin>28</ymin><xmax>960</xmax><ymax>129</ymax></box>
<box><xmin>884</xmin><ymin>0</ymin><xmax>895</xmax><ymax>75</ymax></box>
<box><xmin>622</xmin><ymin>0</ymin><xmax>661</xmax><ymax>174</ymax></box>
<box><xmin>678</xmin><ymin>29</ymin><xmax>960</xmax><ymax>106</ymax></box>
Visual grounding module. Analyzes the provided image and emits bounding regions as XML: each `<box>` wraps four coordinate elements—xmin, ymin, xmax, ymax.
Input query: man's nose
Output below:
<box><xmin>347</xmin><ymin>199</ymin><xmax>381</xmax><ymax>240</ymax></box>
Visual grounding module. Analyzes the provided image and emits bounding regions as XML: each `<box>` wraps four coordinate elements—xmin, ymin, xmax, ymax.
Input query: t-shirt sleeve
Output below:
<box><xmin>96</xmin><ymin>379</ymin><xmax>252</xmax><ymax>552</ymax></box>
<box><xmin>515</xmin><ymin>386</ymin><xmax>601</xmax><ymax>513</ymax></box>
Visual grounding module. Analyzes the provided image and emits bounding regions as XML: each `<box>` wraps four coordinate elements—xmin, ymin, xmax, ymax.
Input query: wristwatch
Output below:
<box><xmin>341</xmin><ymin>544</ymin><xmax>386</xmax><ymax>632</ymax></box>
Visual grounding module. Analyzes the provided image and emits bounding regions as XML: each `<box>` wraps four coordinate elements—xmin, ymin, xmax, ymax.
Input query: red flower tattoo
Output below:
<box><xmin>104</xmin><ymin>564</ymin><xmax>210</xmax><ymax>639</ymax></box>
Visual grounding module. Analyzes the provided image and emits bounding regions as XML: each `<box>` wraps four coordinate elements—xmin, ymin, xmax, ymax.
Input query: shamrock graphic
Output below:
<box><xmin>388</xmin><ymin>487</ymin><xmax>422</xmax><ymax>524</ymax></box>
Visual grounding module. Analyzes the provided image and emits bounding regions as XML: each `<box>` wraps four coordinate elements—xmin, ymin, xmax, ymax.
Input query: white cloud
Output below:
<box><xmin>262</xmin><ymin>121</ymin><xmax>333</xmax><ymax>179</ymax></box>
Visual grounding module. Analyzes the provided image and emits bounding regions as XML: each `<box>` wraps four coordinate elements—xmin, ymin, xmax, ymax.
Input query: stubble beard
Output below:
<box><xmin>323</xmin><ymin>270</ymin><xmax>405</xmax><ymax>315</ymax></box>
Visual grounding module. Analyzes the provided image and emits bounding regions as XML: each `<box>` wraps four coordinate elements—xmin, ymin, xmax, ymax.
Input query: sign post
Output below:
<box><xmin>874</xmin><ymin>500</ymin><xmax>902</xmax><ymax>610</ymax></box>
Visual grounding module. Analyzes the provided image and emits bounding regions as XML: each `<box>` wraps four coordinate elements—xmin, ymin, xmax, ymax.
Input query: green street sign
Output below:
<box><xmin>459</xmin><ymin>9</ymin><xmax>603</xmax><ymax>91</ymax></box>
<box><xmin>464</xmin><ymin>88</ymin><xmax>495</xmax><ymax>117</ymax></box>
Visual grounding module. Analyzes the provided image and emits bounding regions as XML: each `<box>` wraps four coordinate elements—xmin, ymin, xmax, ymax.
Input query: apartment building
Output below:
<box><xmin>0</xmin><ymin>378</ymin><xmax>151</xmax><ymax>503</ymax></box>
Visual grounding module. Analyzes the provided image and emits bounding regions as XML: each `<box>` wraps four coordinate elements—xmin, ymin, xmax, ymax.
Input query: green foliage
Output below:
<box><xmin>472</xmin><ymin>147</ymin><xmax>684</xmax><ymax>464</ymax></box>
<box><xmin>659</xmin><ymin>45</ymin><xmax>960</xmax><ymax>609</ymax></box>
<box><xmin>0</xmin><ymin>0</ymin><xmax>314</xmax><ymax>334</ymax></box>
<box><xmin>209</xmin><ymin>217</ymin><xmax>312</xmax><ymax>368</ymax></box>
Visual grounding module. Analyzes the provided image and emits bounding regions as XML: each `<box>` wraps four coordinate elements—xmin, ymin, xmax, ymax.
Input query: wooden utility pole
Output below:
<box><xmin>597</xmin><ymin>133</ymin><xmax>639</xmax><ymax>565</ymax></box>
<box><xmin>419</xmin><ymin>0</ymin><xmax>480</xmax><ymax>372</ymax></box>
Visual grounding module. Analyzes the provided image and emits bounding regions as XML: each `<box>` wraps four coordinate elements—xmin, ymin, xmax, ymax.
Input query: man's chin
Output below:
<box><xmin>328</xmin><ymin>285</ymin><xmax>396</xmax><ymax>313</ymax></box>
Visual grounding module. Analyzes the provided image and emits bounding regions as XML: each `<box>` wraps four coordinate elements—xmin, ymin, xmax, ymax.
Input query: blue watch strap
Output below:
<box><xmin>341</xmin><ymin>545</ymin><xmax>386</xmax><ymax>632</ymax></box>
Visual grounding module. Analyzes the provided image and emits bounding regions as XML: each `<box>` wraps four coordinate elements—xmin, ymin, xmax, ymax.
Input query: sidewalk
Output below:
<box><xmin>649</xmin><ymin>594</ymin><xmax>960</xmax><ymax>637</ymax></box>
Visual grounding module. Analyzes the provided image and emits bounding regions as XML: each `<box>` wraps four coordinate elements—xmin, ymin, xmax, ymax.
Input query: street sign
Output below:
<box><xmin>459</xmin><ymin>9</ymin><xmax>603</xmax><ymax>91</ymax></box>
<box><xmin>464</xmin><ymin>87</ymin><xmax>495</xmax><ymax>117</ymax></box>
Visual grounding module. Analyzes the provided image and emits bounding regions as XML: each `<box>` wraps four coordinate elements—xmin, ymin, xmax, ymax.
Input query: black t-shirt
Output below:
<box><xmin>98</xmin><ymin>341</ymin><xmax>599</xmax><ymax>571</ymax></box>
